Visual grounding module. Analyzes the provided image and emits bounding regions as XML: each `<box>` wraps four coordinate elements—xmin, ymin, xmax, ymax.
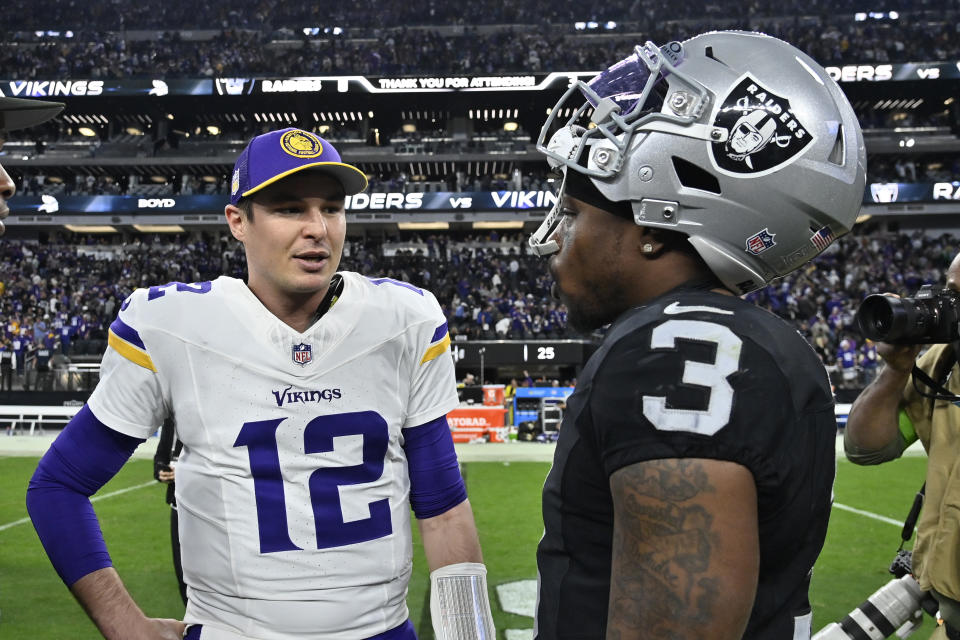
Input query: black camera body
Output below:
<box><xmin>856</xmin><ymin>285</ymin><xmax>960</xmax><ymax>344</ymax></box>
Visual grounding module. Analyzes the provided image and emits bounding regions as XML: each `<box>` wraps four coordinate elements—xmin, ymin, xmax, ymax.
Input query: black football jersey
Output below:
<box><xmin>535</xmin><ymin>288</ymin><xmax>836</xmax><ymax>639</ymax></box>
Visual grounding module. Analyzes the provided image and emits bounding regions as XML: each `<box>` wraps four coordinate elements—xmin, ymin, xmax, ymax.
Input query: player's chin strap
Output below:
<box><xmin>429</xmin><ymin>562</ymin><xmax>496</xmax><ymax>640</ymax></box>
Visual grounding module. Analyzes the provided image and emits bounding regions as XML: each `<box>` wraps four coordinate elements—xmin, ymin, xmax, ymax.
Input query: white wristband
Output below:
<box><xmin>429</xmin><ymin>562</ymin><xmax>496</xmax><ymax>640</ymax></box>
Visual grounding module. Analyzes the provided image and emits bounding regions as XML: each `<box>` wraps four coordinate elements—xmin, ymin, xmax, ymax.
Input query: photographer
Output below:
<box><xmin>153</xmin><ymin>417</ymin><xmax>186</xmax><ymax>606</ymax></box>
<box><xmin>845</xmin><ymin>251</ymin><xmax>960</xmax><ymax>640</ymax></box>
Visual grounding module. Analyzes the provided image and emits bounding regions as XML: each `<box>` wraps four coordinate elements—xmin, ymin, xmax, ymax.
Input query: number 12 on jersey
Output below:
<box><xmin>234</xmin><ymin>411</ymin><xmax>393</xmax><ymax>553</ymax></box>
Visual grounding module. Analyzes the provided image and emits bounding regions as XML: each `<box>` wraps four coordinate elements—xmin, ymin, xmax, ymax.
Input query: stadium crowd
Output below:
<box><xmin>2</xmin><ymin>6</ymin><xmax>959</xmax><ymax>78</ymax></box>
<box><xmin>2</xmin><ymin>0</ymin><xmax>953</xmax><ymax>32</ymax></box>
<box><xmin>0</xmin><ymin>228</ymin><xmax>953</xmax><ymax>391</ymax></box>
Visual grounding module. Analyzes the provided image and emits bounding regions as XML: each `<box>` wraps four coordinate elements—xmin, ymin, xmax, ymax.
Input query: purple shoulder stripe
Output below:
<box><xmin>109</xmin><ymin>316</ymin><xmax>146</xmax><ymax>350</ymax></box>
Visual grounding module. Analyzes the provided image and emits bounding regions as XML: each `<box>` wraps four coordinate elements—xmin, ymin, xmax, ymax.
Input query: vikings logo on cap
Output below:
<box><xmin>710</xmin><ymin>75</ymin><xmax>814</xmax><ymax>175</ymax></box>
<box><xmin>280</xmin><ymin>130</ymin><xmax>323</xmax><ymax>159</ymax></box>
<box><xmin>231</xmin><ymin>169</ymin><xmax>240</xmax><ymax>196</ymax></box>
<box><xmin>292</xmin><ymin>342</ymin><xmax>313</xmax><ymax>366</ymax></box>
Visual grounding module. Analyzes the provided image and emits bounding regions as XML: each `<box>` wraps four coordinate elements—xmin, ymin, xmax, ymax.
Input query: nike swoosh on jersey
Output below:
<box><xmin>662</xmin><ymin>301</ymin><xmax>734</xmax><ymax>316</ymax></box>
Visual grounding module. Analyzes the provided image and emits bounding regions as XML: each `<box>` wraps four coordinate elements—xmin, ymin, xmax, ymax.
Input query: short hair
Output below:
<box><xmin>236</xmin><ymin>197</ymin><xmax>254</xmax><ymax>221</ymax></box>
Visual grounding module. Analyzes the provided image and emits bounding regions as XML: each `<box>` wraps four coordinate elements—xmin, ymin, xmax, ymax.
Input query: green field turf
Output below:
<box><xmin>0</xmin><ymin>452</ymin><xmax>933</xmax><ymax>638</ymax></box>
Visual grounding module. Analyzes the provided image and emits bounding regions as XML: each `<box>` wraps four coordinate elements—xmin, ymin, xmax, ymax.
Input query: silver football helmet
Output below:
<box><xmin>529</xmin><ymin>30</ymin><xmax>866</xmax><ymax>294</ymax></box>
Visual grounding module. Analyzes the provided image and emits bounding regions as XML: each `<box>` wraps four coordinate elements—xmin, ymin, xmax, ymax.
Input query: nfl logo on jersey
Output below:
<box><xmin>292</xmin><ymin>343</ymin><xmax>313</xmax><ymax>366</ymax></box>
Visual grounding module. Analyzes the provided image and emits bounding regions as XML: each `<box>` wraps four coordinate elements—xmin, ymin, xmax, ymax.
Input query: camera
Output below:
<box><xmin>812</xmin><ymin>575</ymin><xmax>926</xmax><ymax>639</ymax></box>
<box><xmin>856</xmin><ymin>285</ymin><xmax>960</xmax><ymax>344</ymax></box>
<box><xmin>813</xmin><ymin>551</ymin><xmax>939</xmax><ymax>640</ymax></box>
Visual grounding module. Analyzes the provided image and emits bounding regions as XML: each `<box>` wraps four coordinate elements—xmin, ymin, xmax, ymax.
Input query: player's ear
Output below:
<box><xmin>636</xmin><ymin>227</ymin><xmax>665</xmax><ymax>259</ymax></box>
<box><xmin>225</xmin><ymin>204</ymin><xmax>246</xmax><ymax>242</ymax></box>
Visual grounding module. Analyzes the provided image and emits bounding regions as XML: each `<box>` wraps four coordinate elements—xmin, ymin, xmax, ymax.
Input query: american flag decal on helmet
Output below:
<box><xmin>810</xmin><ymin>226</ymin><xmax>835</xmax><ymax>251</ymax></box>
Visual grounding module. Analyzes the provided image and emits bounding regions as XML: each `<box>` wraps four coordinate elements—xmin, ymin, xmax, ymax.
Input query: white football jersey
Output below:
<box><xmin>86</xmin><ymin>273</ymin><xmax>459</xmax><ymax>639</ymax></box>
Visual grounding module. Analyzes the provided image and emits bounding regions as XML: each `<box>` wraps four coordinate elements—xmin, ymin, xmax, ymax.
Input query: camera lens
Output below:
<box><xmin>871</xmin><ymin>305</ymin><xmax>892</xmax><ymax>333</ymax></box>
<box><xmin>856</xmin><ymin>295</ymin><xmax>909</xmax><ymax>342</ymax></box>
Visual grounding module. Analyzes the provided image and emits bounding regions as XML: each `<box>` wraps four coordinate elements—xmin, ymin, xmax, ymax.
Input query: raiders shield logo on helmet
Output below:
<box><xmin>710</xmin><ymin>75</ymin><xmax>814</xmax><ymax>175</ymax></box>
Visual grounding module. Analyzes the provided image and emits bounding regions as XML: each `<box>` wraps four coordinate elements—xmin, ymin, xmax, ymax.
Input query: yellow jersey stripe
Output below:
<box><xmin>108</xmin><ymin>330</ymin><xmax>157</xmax><ymax>372</ymax></box>
<box><xmin>419</xmin><ymin>334</ymin><xmax>451</xmax><ymax>365</ymax></box>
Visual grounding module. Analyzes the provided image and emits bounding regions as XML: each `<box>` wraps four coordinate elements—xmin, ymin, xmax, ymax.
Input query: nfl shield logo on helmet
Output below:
<box><xmin>745</xmin><ymin>228</ymin><xmax>776</xmax><ymax>255</ymax></box>
<box><xmin>292</xmin><ymin>343</ymin><xmax>313</xmax><ymax>366</ymax></box>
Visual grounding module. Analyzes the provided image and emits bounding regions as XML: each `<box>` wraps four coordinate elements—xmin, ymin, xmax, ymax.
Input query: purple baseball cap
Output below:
<box><xmin>230</xmin><ymin>127</ymin><xmax>368</xmax><ymax>205</ymax></box>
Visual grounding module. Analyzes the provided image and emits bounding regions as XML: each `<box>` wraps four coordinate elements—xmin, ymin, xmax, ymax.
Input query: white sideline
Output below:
<box><xmin>832</xmin><ymin>502</ymin><xmax>905</xmax><ymax>528</ymax></box>
<box><xmin>0</xmin><ymin>480</ymin><xmax>157</xmax><ymax>532</ymax></box>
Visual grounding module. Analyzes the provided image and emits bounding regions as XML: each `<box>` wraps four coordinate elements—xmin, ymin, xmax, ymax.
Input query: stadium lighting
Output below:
<box><xmin>318</xmin><ymin>125</ymin><xmax>331</xmax><ymax>134</ymax></box>
<box><xmin>206</xmin><ymin>125</ymin><xmax>221</xmax><ymax>135</ymax></box>
<box><xmin>166</xmin><ymin>113</ymin><xmax>174</xmax><ymax>120</ymax></box>
<box><xmin>397</xmin><ymin>222</ymin><xmax>449</xmax><ymax>230</ymax></box>
<box><xmin>604</xmin><ymin>21</ymin><xmax>617</xmax><ymax>29</ymax></box>
<box><xmin>946</xmin><ymin>98</ymin><xmax>955</xmax><ymax>106</ymax></box>
<box><xmin>854</xmin><ymin>12</ymin><xmax>866</xmax><ymax>20</ymax></box>
<box><xmin>77</xmin><ymin>127</ymin><xmax>97</xmax><ymax>137</ymax></box>
<box><xmin>574</xmin><ymin>22</ymin><xmax>586</xmax><ymax>30</ymax></box>
<box><xmin>587</xmin><ymin>21</ymin><xmax>598</xmax><ymax>29</ymax></box>
<box><xmin>133</xmin><ymin>225</ymin><xmax>186</xmax><ymax>233</ymax></box>
<box><xmin>889</xmin><ymin>10</ymin><xmax>899</xmax><ymax>19</ymax></box>
<box><xmin>125</xmin><ymin>127</ymin><xmax>144</xmax><ymax>136</ymax></box>
<box><xmin>64</xmin><ymin>225</ymin><xmax>117</xmax><ymax>233</ymax></box>
<box><xmin>503</xmin><ymin>122</ymin><xmax>519</xmax><ymax>132</ymax></box>
<box><xmin>402</xmin><ymin>123</ymin><xmax>417</xmax><ymax>133</ymax></box>
<box><xmin>368</xmin><ymin>111</ymin><xmax>374</xmax><ymax>118</ymax></box>
<box><xmin>473</xmin><ymin>221</ymin><xmax>525</xmax><ymax>230</ymax></box>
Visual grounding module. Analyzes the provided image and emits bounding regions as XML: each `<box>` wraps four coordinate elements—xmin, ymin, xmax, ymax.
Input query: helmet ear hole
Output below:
<box><xmin>671</xmin><ymin>156</ymin><xmax>721</xmax><ymax>194</ymax></box>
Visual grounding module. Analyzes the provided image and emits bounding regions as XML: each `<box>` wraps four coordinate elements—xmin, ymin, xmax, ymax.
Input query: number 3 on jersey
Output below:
<box><xmin>234</xmin><ymin>411</ymin><xmax>392</xmax><ymax>553</ymax></box>
<box><xmin>642</xmin><ymin>319</ymin><xmax>742</xmax><ymax>436</ymax></box>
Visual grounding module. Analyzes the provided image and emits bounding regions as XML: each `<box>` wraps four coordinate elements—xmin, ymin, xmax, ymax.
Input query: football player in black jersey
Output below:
<box><xmin>528</xmin><ymin>32</ymin><xmax>866</xmax><ymax>639</ymax></box>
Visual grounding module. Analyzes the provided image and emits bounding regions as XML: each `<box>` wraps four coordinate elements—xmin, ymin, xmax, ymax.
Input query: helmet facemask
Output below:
<box><xmin>529</xmin><ymin>40</ymin><xmax>722</xmax><ymax>256</ymax></box>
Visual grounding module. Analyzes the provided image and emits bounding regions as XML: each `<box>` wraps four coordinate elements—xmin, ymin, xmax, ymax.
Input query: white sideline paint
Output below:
<box><xmin>832</xmin><ymin>502</ymin><xmax>906</xmax><ymax>528</ymax></box>
<box><xmin>0</xmin><ymin>480</ymin><xmax>157</xmax><ymax>532</ymax></box>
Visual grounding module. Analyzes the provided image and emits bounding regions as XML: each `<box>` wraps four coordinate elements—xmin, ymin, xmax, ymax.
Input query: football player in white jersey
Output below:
<box><xmin>27</xmin><ymin>128</ymin><xmax>495</xmax><ymax>640</ymax></box>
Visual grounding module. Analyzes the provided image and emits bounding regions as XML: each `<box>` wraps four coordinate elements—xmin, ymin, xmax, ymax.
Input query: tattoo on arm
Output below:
<box><xmin>608</xmin><ymin>459</ymin><xmax>720</xmax><ymax>640</ymax></box>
